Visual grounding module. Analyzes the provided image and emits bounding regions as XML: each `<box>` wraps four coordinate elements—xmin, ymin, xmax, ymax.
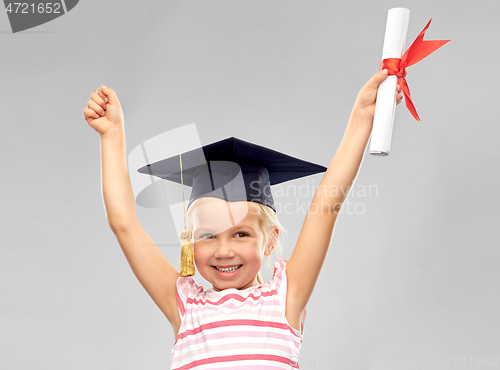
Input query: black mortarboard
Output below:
<box><xmin>136</xmin><ymin>137</ymin><xmax>327</xmax><ymax>213</ymax></box>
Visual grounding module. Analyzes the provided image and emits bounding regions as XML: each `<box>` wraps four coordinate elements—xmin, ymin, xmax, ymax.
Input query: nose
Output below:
<box><xmin>214</xmin><ymin>239</ymin><xmax>235</xmax><ymax>259</ymax></box>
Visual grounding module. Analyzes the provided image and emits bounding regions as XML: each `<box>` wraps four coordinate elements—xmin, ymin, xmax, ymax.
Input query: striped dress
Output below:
<box><xmin>170</xmin><ymin>258</ymin><xmax>306</xmax><ymax>370</ymax></box>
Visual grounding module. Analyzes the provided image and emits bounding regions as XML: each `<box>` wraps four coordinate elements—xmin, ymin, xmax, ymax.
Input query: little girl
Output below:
<box><xmin>83</xmin><ymin>69</ymin><xmax>403</xmax><ymax>369</ymax></box>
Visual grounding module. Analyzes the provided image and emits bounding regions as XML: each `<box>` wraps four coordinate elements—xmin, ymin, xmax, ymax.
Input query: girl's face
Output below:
<box><xmin>191</xmin><ymin>198</ymin><xmax>274</xmax><ymax>292</ymax></box>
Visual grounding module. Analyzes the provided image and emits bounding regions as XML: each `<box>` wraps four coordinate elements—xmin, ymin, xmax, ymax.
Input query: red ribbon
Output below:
<box><xmin>380</xmin><ymin>19</ymin><xmax>450</xmax><ymax>121</ymax></box>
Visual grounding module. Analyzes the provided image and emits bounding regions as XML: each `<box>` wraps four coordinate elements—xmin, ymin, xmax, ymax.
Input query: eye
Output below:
<box><xmin>200</xmin><ymin>233</ymin><xmax>215</xmax><ymax>239</ymax></box>
<box><xmin>234</xmin><ymin>232</ymin><xmax>248</xmax><ymax>238</ymax></box>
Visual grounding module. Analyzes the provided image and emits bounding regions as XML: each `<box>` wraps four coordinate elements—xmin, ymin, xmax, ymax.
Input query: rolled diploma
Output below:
<box><xmin>370</xmin><ymin>8</ymin><xmax>410</xmax><ymax>156</ymax></box>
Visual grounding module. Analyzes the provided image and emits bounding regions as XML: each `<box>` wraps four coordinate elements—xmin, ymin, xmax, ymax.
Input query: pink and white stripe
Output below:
<box><xmin>170</xmin><ymin>258</ymin><xmax>306</xmax><ymax>370</ymax></box>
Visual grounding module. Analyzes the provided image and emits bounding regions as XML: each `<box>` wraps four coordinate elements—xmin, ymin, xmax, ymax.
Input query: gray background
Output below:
<box><xmin>1</xmin><ymin>0</ymin><xmax>499</xmax><ymax>369</ymax></box>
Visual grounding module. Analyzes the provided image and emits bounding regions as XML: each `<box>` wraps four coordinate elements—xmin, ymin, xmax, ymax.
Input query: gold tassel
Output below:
<box><xmin>179</xmin><ymin>153</ymin><xmax>195</xmax><ymax>277</ymax></box>
<box><xmin>180</xmin><ymin>228</ymin><xmax>195</xmax><ymax>277</ymax></box>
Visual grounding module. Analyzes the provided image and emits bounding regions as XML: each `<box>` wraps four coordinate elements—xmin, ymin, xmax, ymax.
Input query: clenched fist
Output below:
<box><xmin>83</xmin><ymin>85</ymin><xmax>125</xmax><ymax>136</ymax></box>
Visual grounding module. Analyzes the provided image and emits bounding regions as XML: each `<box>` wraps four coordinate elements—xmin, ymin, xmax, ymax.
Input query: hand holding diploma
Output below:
<box><xmin>370</xmin><ymin>8</ymin><xmax>451</xmax><ymax>156</ymax></box>
<box><xmin>352</xmin><ymin>69</ymin><xmax>404</xmax><ymax>129</ymax></box>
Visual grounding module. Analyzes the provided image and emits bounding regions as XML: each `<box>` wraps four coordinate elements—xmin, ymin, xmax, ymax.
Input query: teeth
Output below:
<box><xmin>215</xmin><ymin>265</ymin><xmax>241</xmax><ymax>273</ymax></box>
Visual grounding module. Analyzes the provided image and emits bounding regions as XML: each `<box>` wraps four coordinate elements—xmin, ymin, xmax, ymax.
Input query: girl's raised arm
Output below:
<box><xmin>286</xmin><ymin>70</ymin><xmax>403</xmax><ymax>313</ymax></box>
<box><xmin>83</xmin><ymin>86</ymin><xmax>181</xmax><ymax>331</ymax></box>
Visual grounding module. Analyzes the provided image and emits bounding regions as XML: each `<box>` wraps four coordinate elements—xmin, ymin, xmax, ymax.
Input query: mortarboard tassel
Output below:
<box><xmin>179</xmin><ymin>153</ymin><xmax>195</xmax><ymax>277</ymax></box>
<box><xmin>180</xmin><ymin>228</ymin><xmax>194</xmax><ymax>276</ymax></box>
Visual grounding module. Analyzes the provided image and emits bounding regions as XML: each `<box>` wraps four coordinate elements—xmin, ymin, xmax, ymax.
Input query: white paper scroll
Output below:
<box><xmin>370</xmin><ymin>8</ymin><xmax>410</xmax><ymax>156</ymax></box>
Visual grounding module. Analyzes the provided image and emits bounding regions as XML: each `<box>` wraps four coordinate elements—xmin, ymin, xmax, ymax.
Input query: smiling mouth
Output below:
<box><xmin>213</xmin><ymin>265</ymin><xmax>242</xmax><ymax>273</ymax></box>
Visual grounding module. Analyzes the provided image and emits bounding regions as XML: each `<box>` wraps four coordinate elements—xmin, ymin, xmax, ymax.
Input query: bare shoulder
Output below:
<box><xmin>285</xmin><ymin>286</ymin><xmax>305</xmax><ymax>334</ymax></box>
<box><xmin>163</xmin><ymin>290</ymin><xmax>181</xmax><ymax>342</ymax></box>
<box><xmin>285</xmin><ymin>268</ymin><xmax>306</xmax><ymax>335</ymax></box>
<box><xmin>170</xmin><ymin>309</ymin><xmax>182</xmax><ymax>343</ymax></box>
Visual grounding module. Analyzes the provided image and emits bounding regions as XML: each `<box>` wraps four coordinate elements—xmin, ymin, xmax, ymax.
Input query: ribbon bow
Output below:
<box><xmin>381</xmin><ymin>19</ymin><xmax>450</xmax><ymax>121</ymax></box>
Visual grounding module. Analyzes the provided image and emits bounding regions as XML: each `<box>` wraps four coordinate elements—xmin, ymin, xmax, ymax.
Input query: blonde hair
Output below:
<box><xmin>186</xmin><ymin>198</ymin><xmax>286</xmax><ymax>285</ymax></box>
